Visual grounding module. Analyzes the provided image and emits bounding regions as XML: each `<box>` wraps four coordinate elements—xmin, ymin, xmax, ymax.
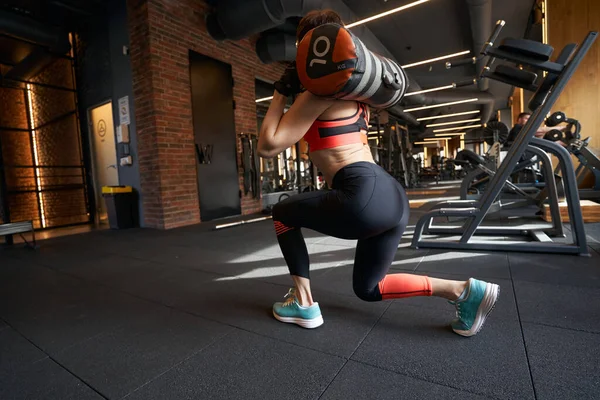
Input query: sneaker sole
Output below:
<box><xmin>453</xmin><ymin>283</ymin><xmax>500</xmax><ymax>337</ymax></box>
<box><xmin>273</xmin><ymin>311</ymin><xmax>324</xmax><ymax>329</ymax></box>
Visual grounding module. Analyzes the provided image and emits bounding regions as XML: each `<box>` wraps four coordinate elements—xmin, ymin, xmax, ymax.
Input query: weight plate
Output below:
<box><xmin>544</xmin><ymin>129</ymin><xmax>563</xmax><ymax>142</ymax></box>
<box><xmin>483</xmin><ymin>121</ymin><xmax>510</xmax><ymax>146</ymax></box>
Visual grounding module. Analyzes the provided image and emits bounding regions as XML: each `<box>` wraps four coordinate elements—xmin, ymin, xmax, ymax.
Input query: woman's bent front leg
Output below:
<box><xmin>271</xmin><ymin>189</ymin><xmax>353</xmax><ymax>329</ymax></box>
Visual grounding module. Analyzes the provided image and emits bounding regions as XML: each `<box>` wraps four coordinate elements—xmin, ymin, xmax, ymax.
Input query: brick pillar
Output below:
<box><xmin>127</xmin><ymin>0</ymin><xmax>285</xmax><ymax>229</ymax></box>
<box><xmin>128</xmin><ymin>0</ymin><xmax>174</xmax><ymax>229</ymax></box>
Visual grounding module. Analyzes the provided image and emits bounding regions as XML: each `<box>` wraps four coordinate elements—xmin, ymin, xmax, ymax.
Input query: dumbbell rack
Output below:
<box><xmin>543</xmin><ymin>113</ymin><xmax>600</xmax><ymax>201</ymax></box>
<box><xmin>411</xmin><ymin>20</ymin><xmax>598</xmax><ymax>256</ymax></box>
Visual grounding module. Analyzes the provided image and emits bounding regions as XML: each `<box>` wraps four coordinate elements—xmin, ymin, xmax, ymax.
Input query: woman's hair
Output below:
<box><xmin>296</xmin><ymin>9</ymin><xmax>344</xmax><ymax>42</ymax></box>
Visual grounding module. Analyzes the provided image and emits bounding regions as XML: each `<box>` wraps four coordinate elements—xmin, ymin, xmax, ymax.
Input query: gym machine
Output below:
<box><xmin>456</xmin><ymin>120</ymin><xmax>560</xmax><ymax>206</ymax></box>
<box><xmin>571</xmin><ymin>140</ymin><xmax>600</xmax><ymax>200</ymax></box>
<box><xmin>542</xmin><ymin>111</ymin><xmax>600</xmax><ymax>201</ymax></box>
<box><xmin>392</xmin><ymin>123</ymin><xmax>421</xmax><ymax>188</ymax></box>
<box><xmin>459</xmin><ymin>111</ymin><xmax>600</xmax><ymax>206</ymax></box>
<box><xmin>370</xmin><ymin>119</ymin><xmax>421</xmax><ymax>189</ymax></box>
<box><xmin>412</xmin><ymin>20</ymin><xmax>597</xmax><ymax>256</ymax></box>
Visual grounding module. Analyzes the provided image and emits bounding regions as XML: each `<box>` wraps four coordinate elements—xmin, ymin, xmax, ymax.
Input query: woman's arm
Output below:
<box><xmin>534</xmin><ymin>124</ymin><xmax>566</xmax><ymax>138</ymax></box>
<box><xmin>257</xmin><ymin>91</ymin><xmax>333</xmax><ymax>158</ymax></box>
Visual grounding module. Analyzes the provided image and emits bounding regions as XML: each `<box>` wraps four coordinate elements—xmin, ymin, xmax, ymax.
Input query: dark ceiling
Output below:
<box><xmin>2</xmin><ymin>0</ymin><xmax>542</xmax><ymax>137</ymax></box>
<box><xmin>0</xmin><ymin>36</ymin><xmax>39</xmax><ymax>66</ymax></box>
<box><xmin>341</xmin><ymin>0</ymin><xmax>537</xmax><ymax>113</ymax></box>
<box><xmin>0</xmin><ymin>0</ymin><xmax>106</xmax><ymax>28</ymax></box>
<box><xmin>0</xmin><ymin>0</ymin><xmax>108</xmax><ymax>80</ymax></box>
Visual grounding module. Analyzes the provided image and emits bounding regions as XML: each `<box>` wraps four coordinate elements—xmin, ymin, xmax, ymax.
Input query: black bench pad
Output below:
<box><xmin>499</xmin><ymin>38</ymin><xmax>554</xmax><ymax>61</ymax></box>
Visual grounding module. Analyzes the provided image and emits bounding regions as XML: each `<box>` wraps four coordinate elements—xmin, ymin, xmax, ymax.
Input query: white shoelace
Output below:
<box><xmin>282</xmin><ymin>288</ymin><xmax>297</xmax><ymax>307</ymax></box>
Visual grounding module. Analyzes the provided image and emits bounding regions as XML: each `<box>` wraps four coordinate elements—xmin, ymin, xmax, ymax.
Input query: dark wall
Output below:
<box><xmin>107</xmin><ymin>0</ymin><xmax>142</xmax><ymax>225</ymax></box>
<box><xmin>75</xmin><ymin>0</ymin><xmax>144</xmax><ymax>226</ymax></box>
<box><xmin>75</xmin><ymin>5</ymin><xmax>112</xmax><ymax>223</ymax></box>
<box><xmin>499</xmin><ymin>108</ymin><xmax>512</xmax><ymax>126</ymax></box>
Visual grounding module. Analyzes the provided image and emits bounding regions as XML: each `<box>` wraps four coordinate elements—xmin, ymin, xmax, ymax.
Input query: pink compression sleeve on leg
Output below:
<box><xmin>377</xmin><ymin>274</ymin><xmax>432</xmax><ymax>300</ymax></box>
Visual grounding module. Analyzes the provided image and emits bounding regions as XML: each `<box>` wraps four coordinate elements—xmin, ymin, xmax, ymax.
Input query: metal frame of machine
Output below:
<box><xmin>411</xmin><ymin>20</ymin><xmax>598</xmax><ymax>256</ymax></box>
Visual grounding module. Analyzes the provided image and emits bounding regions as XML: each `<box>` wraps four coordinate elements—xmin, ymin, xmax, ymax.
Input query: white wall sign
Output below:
<box><xmin>118</xmin><ymin>96</ymin><xmax>130</xmax><ymax>125</ymax></box>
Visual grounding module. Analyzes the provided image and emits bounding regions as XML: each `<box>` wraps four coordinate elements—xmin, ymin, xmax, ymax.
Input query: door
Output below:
<box><xmin>88</xmin><ymin>102</ymin><xmax>118</xmax><ymax>223</ymax></box>
<box><xmin>189</xmin><ymin>51</ymin><xmax>241</xmax><ymax>221</ymax></box>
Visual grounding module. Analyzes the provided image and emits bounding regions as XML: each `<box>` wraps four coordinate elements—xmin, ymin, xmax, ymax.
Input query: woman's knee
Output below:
<box><xmin>352</xmin><ymin>281</ymin><xmax>380</xmax><ymax>302</ymax></box>
<box><xmin>272</xmin><ymin>201</ymin><xmax>290</xmax><ymax>222</ymax></box>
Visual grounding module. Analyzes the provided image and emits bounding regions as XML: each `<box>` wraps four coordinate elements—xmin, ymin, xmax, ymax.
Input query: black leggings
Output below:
<box><xmin>272</xmin><ymin>162</ymin><xmax>410</xmax><ymax>302</ymax></box>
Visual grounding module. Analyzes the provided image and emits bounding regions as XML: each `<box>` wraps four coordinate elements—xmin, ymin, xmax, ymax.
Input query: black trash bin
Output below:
<box><xmin>102</xmin><ymin>186</ymin><xmax>137</xmax><ymax>229</ymax></box>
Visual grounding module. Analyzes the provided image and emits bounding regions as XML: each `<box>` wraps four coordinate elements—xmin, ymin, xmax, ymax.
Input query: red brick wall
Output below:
<box><xmin>127</xmin><ymin>0</ymin><xmax>284</xmax><ymax>229</ymax></box>
<box><xmin>29</xmin><ymin>58</ymin><xmax>89</xmax><ymax>227</ymax></box>
<box><xmin>0</xmin><ymin>87</ymin><xmax>28</xmax><ymax>130</ymax></box>
<box><xmin>0</xmin><ymin>58</ymin><xmax>88</xmax><ymax>229</ymax></box>
<box><xmin>0</xmin><ymin>86</ymin><xmax>40</xmax><ymax>226</ymax></box>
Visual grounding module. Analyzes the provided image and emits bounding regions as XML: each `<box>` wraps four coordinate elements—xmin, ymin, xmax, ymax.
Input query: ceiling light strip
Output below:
<box><xmin>345</xmin><ymin>0</ymin><xmax>430</xmax><ymax>28</ymax></box>
<box><xmin>404</xmin><ymin>98</ymin><xmax>478</xmax><ymax>112</ymax></box>
<box><xmin>416</xmin><ymin>110</ymin><xmax>480</xmax><ymax>121</ymax></box>
<box><xmin>405</xmin><ymin>84</ymin><xmax>454</xmax><ymax>97</ymax></box>
<box><xmin>402</xmin><ymin>50</ymin><xmax>471</xmax><ymax>69</ymax></box>
<box><xmin>425</xmin><ymin>118</ymin><xmax>481</xmax><ymax>128</ymax></box>
<box><xmin>433</xmin><ymin>124</ymin><xmax>482</xmax><ymax>133</ymax></box>
<box><xmin>434</xmin><ymin>132</ymin><xmax>466</xmax><ymax>137</ymax></box>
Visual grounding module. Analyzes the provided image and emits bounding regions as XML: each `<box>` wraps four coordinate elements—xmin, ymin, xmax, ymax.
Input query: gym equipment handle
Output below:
<box><xmin>446</xmin><ymin>57</ymin><xmax>476</xmax><ymax>69</ymax></box>
<box><xmin>483</xmin><ymin>20</ymin><xmax>506</xmax><ymax>54</ymax></box>
<box><xmin>454</xmin><ymin>78</ymin><xmax>478</xmax><ymax>88</ymax></box>
<box><xmin>478</xmin><ymin>20</ymin><xmax>506</xmax><ymax>81</ymax></box>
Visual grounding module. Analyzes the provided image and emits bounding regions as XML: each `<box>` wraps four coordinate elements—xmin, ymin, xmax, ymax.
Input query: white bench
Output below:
<box><xmin>0</xmin><ymin>221</ymin><xmax>37</xmax><ymax>249</ymax></box>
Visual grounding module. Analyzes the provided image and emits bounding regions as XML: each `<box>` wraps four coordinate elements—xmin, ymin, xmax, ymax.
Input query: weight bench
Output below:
<box><xmin>498</xmin><ymin>38</ymin><xmax>554</xmax><ymax>61</ymax></box>
<box><xmin>0</xmin><ymin>221</ymin><xmax>37</xmax><ymax>249</ymax></box>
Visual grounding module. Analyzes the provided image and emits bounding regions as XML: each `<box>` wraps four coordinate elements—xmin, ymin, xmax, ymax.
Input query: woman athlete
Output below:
<box><xmin>257</xmin><ymin>9</ymin><xmax>499</xmax><ymax>337</ymax></box>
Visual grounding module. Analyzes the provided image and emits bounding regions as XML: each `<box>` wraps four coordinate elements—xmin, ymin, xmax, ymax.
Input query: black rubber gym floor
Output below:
<box><xmin>1</xmin><ymin>211</ymin><xmax>599</xmax><ymax>399</ymax></box>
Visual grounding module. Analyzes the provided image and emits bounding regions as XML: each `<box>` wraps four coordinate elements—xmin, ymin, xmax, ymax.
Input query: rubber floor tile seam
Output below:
<box><xmin>316</xmin><ymin>300</ymin><xmax>394</xmax><ymax>400</ymax></box>
<box><xmin>1</xmin><ymin>323</ymin><xmax>110</xmax><ymax>400</ymax></box>
<box><xmin>519</xmin><ymin>320</ymin><xmax>600</xmax><ymax>336</ymax></box>
<box><xmin>345</xmin><ymin>359</ymin><xmax>507</xmax><ymax>400</ymax></box>
<box><xmin>120</xmin><ymin>328</ymin><xmax>236</xmax><ymax>399</ymax></box>
<box><xmin>508</xmin><ymin>253</ymin><xmax>539</xmax><ymax>400</ymax></box>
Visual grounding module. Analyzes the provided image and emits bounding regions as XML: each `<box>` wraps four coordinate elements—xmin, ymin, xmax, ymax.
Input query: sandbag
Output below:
<box><xmin>296</xmin><ymin>23</ymin><xmax>408</xmax><ymax>109</ymax></box>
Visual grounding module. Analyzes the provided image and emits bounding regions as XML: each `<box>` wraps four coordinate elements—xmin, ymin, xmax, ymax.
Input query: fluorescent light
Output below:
<box><xmin>426</xmin><ymin>118</ymin><xmax>481</xmax><ymax>128</ymax></box>
<box><xmin>255</xmin><ymin>96</ymin><xmax>274</xmax><ymax>103</ymax></box>
<box><xmin>414</xmin><ymin>141</ymin><xmax>438</xmax><ymax>145</ymax></box>
<box><xmin>26</xmin><ymin>84</ymin><xmax>46</xmax><ymax>228</ymax></box>
<box><xmin>404</xmin><ymin>98</ymin><xmax>478</xmax><ymax>112</ymax></box>
<box><xmin>434</xmin><ymin>132</ymin><xmax>466</xmax><ymax>137</ymax></box>
<box><xmin>345</xmin><ymin>0</ymin><xmax>430</xmax><ymax>28</ymax></box>
<box><xmin>424</xmin><ymin>138</ymin><xmax>449</xmax><ymax>142</ymax></box>
<box><xmin>402</xmin><ymin>50</ymin><xmax>471</xmax><ymax>69</ymax></box>
<box><xmin>405</xmin><ymin>84</ymin><xmax>454</xmax><ymax>97</ymax></box>
<box><xmin>433</xmin><ymin>124</ymin><xmax>482</xmax><ymax>132</ymax></box>
<box><xmin>416</xmin><ymin>110</ymin><xmax>480</xmax><ymax>121</ymax></box>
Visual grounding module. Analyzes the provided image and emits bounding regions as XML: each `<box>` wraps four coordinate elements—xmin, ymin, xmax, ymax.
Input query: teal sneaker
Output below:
<box><xmin>273</xmin><ymin>288</ymin><xmax>324</xmax><ymax>329</ymax></box>
<box><xmin>449</xmin><ymin>278</ymin><xmax>500</xmax><ymax>337</ymax></box>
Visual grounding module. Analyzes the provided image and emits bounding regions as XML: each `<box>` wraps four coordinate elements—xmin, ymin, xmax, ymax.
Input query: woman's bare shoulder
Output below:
<box><xmin>318</xmin><ymin>99</ymin><xmax>360</xmax><ymax>120</ymax></box>
<box><xmin>292</xmin><ymin>92</ymin><xmax>358</xmax><ymax>120</ymax></box>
